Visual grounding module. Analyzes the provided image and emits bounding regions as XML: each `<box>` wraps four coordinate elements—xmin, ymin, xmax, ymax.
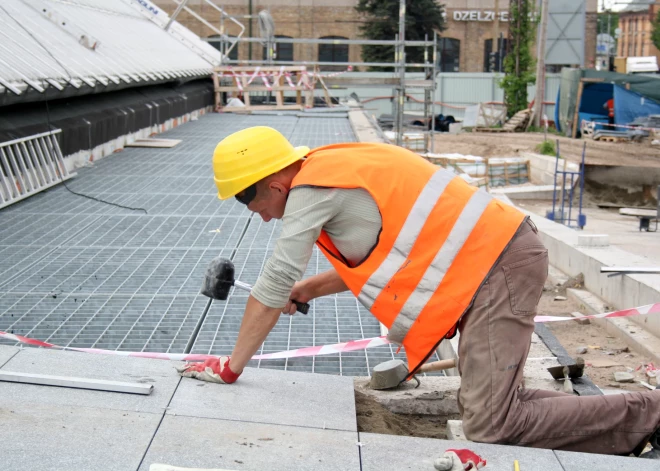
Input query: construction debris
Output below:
<box><xmin>613</xmin><ymin>372</ymin><xmax>635</xmax><ymax>383</ymax></box>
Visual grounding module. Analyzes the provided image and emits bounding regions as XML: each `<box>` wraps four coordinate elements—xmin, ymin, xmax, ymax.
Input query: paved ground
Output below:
<box><xmin>2</xmin><ymin>344</ymin><xmax>659</xmax><ymax>471</ymax></box>
<box><xmin>1</xmin><ymin>112</ymin><xmax>659</xmax><ymax>470</ymax></box>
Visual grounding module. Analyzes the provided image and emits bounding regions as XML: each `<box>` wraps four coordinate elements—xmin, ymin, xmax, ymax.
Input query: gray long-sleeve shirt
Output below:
<box><xmin>250</xmin><ymin>187</ymin><xmax>382</xmax><ymax>308</ymax></box>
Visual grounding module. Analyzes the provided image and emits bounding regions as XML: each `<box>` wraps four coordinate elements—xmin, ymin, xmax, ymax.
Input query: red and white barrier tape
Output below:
<box><xmin>1</xmin><ymin>303</ymin><xmax>658</xmax><ymax>362</ymax></box>
<box><xmin>221</xmin><ymin>66</ymin><xmax>353</xmax><ymax>93</ymax></box>
<box><xmin>533</xmin><ymin>302</ymin><xmax>660</xmax><ymax>323</ymax></box>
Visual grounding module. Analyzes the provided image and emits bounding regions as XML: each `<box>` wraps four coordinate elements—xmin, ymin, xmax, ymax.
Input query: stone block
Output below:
<box><xmin>577</xmin><ymin>234</ymin><xmax>609</xmax><ymax>247</ymax></box>
<box><xmin>570</xmin><ymin>312</ymin><xmax>591</xmax><ymax>325</ymax></box>
<box><xmin>446</xmin><ymin>420</ymin><xmax>466</xmax><ymax>441</ymax></box>
<box><xmin>169</xmin><ymin>367</ymin><xmax>357</xmax><ymax>431</ymax></box>
<box><xmin>0</xmin><ymin>400</ymin><xmax>159</xmax><ymax>471</ymax></box>
<box><xmin>354</xmin><ymin>376</ymin><xmax>462</xmax><ymax>416</ymax></box>
<box><xmin>0</xmin><ymin>347</ymin><xmax>180</xmax><ymax>414</ymax></box>
<box><xmin>555</xmin><ymin>449</ymin><xmax>660</xmax><ymax>471</ymax></box>
<box><xmin>139</xmin><ymin>416</ymin><xmax>360</xmax><ymax>471</ymax></box>
<box><xmin>359</xmin><ymin>432</ymin><xmax>564</xmax><ymax>471</ymax></box>
<box><xmin>0</xmin><ymin>345</ymin><xmax>19</xmax><ymax>367</ymax></box>
<box><xmin>613</xmin><ymin>371</ymin><xmax>634</xmax><ymax>383</ymax></box>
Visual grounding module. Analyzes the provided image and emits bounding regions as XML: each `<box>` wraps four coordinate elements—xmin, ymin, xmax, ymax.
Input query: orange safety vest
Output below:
<box><xmin>291</xmin><ymin>143</ymin><xmax>526</xmax><ymax>374</ymax></box>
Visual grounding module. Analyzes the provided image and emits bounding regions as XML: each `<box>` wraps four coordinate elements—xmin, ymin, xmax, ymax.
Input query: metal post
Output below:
<box><xmin>578</xmin><ymin>141</ymin><xmax>587</xmax><ymax>228</ymax></box>
<box><xmin>567</xmin><ymin>174</ymin><xmax>575</xmax><ymax>227</ymax></box>
<box><xmin>164</xmin><ymin>0</ymin><xmax>190</xmax><ymax>31</ymax></box>
<box><xmin>550</xmin><ymin>139</ymin><xmax>559</xmax><ymax>221</ymax></box>
<box><xmin>396</xmin><ymin>0</ymin><xmax>406</xmax><ymax>147</ymax></box>
<box><xmin>431</xmin><ymin>30</ymin><xmax>437</xmax><ymax>154</ymax></box>
<box><xmin>534</xmin><ymin>0</ymin><xmax>549</xmax><ymax>127</ymax></box>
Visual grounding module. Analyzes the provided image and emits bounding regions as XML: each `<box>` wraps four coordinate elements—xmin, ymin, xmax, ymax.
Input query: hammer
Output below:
<box><xmin>369</xmin><ymin>358</ymin><xmax>458</xmax><ymax>390</ymax></box>
<box><xmin>547</xmin><ymin>357</ymin><xmax>585</xmax><ymax>394</ymax></box>
<box><xmin>200</xmin><ymin>256</ymin><xmax>310</xmax><ymax>314</ymax></box>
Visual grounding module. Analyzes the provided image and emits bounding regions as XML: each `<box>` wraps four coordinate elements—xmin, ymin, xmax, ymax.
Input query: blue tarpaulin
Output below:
<box><xmin>613</xmin><ymin>85</ymin><xmax>660</xmax><ymax>125</ymax></box>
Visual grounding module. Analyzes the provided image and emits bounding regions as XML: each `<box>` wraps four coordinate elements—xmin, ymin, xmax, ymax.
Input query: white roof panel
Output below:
<box><xmin>0</xmin><ymin>0</ymin><xmax>221</xmax><ymax>98</ymax></box>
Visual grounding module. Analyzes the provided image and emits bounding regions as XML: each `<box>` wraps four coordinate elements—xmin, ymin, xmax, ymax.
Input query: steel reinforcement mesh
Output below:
<box><xmin>0</xmin><ymin>113</ymin><xmax>437</xmax><ymax>376</ymax></box>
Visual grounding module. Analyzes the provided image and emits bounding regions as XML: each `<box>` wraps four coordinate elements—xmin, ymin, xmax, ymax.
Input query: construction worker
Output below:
<box><xmin>178</xmin><ymin>126</ymin><xmax>660</xmax><ymax>458</ymax></box>
<box><xmin>604</xmin><ymin>97</ymin><xmax>615</xmax><ymax>127</ymax></box>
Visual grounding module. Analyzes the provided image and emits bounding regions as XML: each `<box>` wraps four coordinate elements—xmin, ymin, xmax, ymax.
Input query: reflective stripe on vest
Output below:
<box><xmin>387</xmin><ymin>189</ymin><xmax>492</xmax><ymax>344</ymax></box>
<box><xmin>357</xmin><ymin>169</ymin><xmax>455</xmax><ymax>311</ymax></box>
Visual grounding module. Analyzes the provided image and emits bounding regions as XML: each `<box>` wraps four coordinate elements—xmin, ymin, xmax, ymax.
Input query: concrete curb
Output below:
<box><xmin>524</xmin><ymin>211</ymin><xmax>660</xmax><ymax>339</ymax></box>
<box><xmin>348</xmin><ymin>109</ymin><xmax>387</xmax><ymax>143</ymax></box>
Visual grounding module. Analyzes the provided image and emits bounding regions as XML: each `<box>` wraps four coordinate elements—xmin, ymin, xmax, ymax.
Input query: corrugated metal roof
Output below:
<box><xmin>0</xmin><ymin>0</ymin><xmax>221</xmax><ymax>104</ymax></box>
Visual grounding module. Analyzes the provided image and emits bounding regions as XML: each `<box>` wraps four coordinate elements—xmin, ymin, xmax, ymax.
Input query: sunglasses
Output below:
<box><xmin>235</xmin><ymin>183</ymin><xmax>257</xmax><ymax>206</ymax></box>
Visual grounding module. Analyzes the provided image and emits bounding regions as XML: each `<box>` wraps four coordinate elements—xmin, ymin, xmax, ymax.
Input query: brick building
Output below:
<box><xmin>616</xmin><ymin>0</ymin><xmax>660</xmax><ymax>62</ymax></box>
<box><xmin>153</xmin><ymin>0</ymin><xmax>597</xmax><ymax>72</ymax></box>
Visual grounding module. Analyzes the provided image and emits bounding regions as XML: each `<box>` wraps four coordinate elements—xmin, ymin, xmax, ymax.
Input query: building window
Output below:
<box><xmin>263</xmin><ymin>35</ymin><xmax>294</xmax><ymax>62</ymax></box>
<box><xmin>483</xmin><ymin>38</ymin><xmax>509</xmax><ymax>72</ymax></box>
<box><xmin>208</xmin><ymin>35</ymin><xmax>238</xmax><ymax>61</ymax></box>
<box><xmin>437</xmin><ymin>38</ymin><xmax>460</xmax><ymax>72</ymax></box>
<box><xmin>318</xmin><ymin>36</ymin><xmax>349</xmax><ymax>70</ymax></box>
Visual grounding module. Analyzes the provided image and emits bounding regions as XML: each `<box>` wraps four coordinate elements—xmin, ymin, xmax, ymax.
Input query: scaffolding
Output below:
<box><xmin>154</xmin><ymin>0</ymin><xmax>439</xmax><ymax>153</ymax></box>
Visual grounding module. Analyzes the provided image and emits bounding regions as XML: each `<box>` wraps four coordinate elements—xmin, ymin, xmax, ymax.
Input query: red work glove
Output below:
<box><xmin>175</xmin><ymin>356</ymin><xmax>240</xmax><ymax>384</ymax></box>
<box><xmin>434</xmin><ymin>449</ymin><xmax>487</xmax><ymax>471</ymax></box>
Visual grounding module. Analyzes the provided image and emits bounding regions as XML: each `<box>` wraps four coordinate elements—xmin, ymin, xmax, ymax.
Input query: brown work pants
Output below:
<box><xmin>456</xmin><ymin>218</ymin><xmax>660</xmax><ymax>455</ymax></box>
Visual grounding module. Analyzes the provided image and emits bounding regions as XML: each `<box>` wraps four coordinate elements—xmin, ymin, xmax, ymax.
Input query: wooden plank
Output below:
<box><xmin>215</xmin><ymin>66</ymin><xmax>306</xmax><ymax>73</ymax></box>
<box><xmin>473</xmin><ymin>128</ymin><xmax>513</xmax><ymax>133</ymax></box>
<box><xmin>216</xmin><ymin>86</ymin><xmax>304</xmax><ymax>92</ymax></box>
<box><xmin>212</xmin><ymin>71</ymin><xmax>220</xmax><ymax>110</ymax></box>
<box><xmin>276</xmin><ymin>75</ymin><xmax>284</xmax><ymax>107</ymax></box>
<box><xmin>222</xmin><ymin>104</ymin><xmax>304</xmax><ymax>112</ymax></box>
<box><xmin>241</xmin><ymin>76</ymin><xmax>250</xmax><ymax>107</ymax></box>
<box><xmin>126</xmin><ymin>139</ymin><xmax>181</xmax><ymax>148</ymax></box>
<box><xmin>619</xmin><ymin>207</ymin><xmax>658</xmax><ymax>218</ymax></box>
<box><xmin>0</xmin><ymin>371</ymin><xmax>153</xmax><ymax>395</ymax></box>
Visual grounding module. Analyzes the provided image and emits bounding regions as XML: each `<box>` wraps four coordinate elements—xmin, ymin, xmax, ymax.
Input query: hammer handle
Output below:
<box><xmin>234</xmin><ymin>280</ymin><xmax>309</xmax><ymax>315</ymax></box>
<box><xmin>417</xmin><ymin>358</ymin><xmax>457</xmax><ymax>373</ymax></box>
<box><xmin>293</xmin><ymin>301</ymin><xmax>310</xmax><ymax>315</ymax></box>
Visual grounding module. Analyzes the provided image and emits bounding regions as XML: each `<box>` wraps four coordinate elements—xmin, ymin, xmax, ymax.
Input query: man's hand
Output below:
<box><xmin>175</xmin><ymin>356</ymin><xmax>240</xmax><ymax>384</ymax></box>
<box><xmin>282</xmin><ymin>269</ymin><xmax>348</xmax><ymax>315</ymax></box>
<box><xmin>282</xmin><ymin>281</ymin><xmax>314</xmax><ymax>315</ymax></box>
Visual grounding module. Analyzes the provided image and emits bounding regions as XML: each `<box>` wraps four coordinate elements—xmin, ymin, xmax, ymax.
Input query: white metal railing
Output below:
<box><xmin>0</xmin><ymin>130</ymin><xmax>76</xmax><ymax>209</ymax></box>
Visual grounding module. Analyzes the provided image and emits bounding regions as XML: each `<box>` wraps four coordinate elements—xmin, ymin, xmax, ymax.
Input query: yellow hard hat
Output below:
<box><xmin>212</xmin><ymin>126</ymin><xmax>310</xmax><ymax>200</ymax></box>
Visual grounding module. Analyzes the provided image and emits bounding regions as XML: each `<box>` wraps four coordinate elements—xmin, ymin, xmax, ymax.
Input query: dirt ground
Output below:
<box><xmin>432</xmin><ymin>132</ymin><xmax>660</xmax><ymax>168</ymax></box>
<box><xmin>355</xmin><ymin>390</ymin><xmax>459</xmax><ymax>439</ymax></box>
<box><xmin>541</xmin><ymin>281</ymin><xmax>658</xmax><ymax>393</ymax></box>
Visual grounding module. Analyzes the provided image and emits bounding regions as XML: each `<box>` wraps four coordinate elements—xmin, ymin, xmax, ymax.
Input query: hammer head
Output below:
<box><xmin>369</xmin><ymin>359</ymin><xmax>409</xmax><ymax>390</ymax></box>
<box><xmin>200</xmin><ymin>256</ymin><xmax>235</xmax><ymax>300</ymax></box>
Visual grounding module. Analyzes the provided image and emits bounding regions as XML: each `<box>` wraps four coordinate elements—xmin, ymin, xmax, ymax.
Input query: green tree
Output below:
<box><xmin>597</xmin><ymin>12</ymin><xmax>619</xmax><ymax>36</ymax></box>
<box><xmin>652</xmin><ymin>9</ymin><xmax>660</xmax><ymax>52</ymax></box>
<box><xmin>500</xmin><ymin>0</ymin><xmax>536</xmax><ymax>118</ymax></box>
<box><xmin>355</xmin><ymin>0</ymin><xmax>446</xmax><ymax>71</ymax></box>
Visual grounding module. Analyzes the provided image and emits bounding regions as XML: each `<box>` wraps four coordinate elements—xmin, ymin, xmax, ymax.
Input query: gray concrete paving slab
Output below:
<box><xmin>555</xmin><ymin>449</ymin><xmax>660</xmax><ymax>470</ymax></box>
<box><xmin>0</xmin><ymin>347</ymin><xmax>180</xmax><ymax>414</ymax></box>
<box><xmin>169</xmin><ymin>366</ymin><xmax>357</xmax><ymax>431</ymax></box>
<box><xmin>0</xmin><ymin>400</ymin><xmax>159</xmax><ymax>471</ymax></box>
<box><xmin>359</xmin><ymin>433</ymin><xmax>564</xmax><ymax>471</ymax></box>
<box><xmin>139</xmin><ymin>415</ymin><xmax>360</xmax><ymax>471</ymax></box>
<box><xmin>0</xmin><ymin>345</ymin><xmax>19</xmax><ymax>367</ymax></box>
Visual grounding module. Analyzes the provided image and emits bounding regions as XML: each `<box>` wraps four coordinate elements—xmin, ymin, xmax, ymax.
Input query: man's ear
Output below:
<box><xmin>269</xmin><ymin>181</ymin><xmax>289</xmax><ymax>197</ymax></box>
